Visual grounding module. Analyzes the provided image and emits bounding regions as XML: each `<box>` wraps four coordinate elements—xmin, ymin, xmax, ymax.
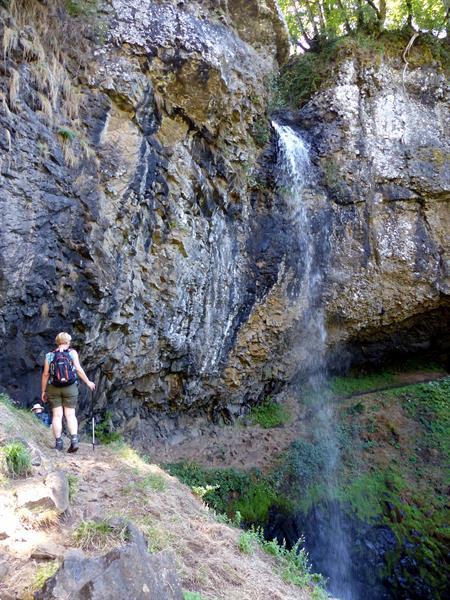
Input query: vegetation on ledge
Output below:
<box><xmin>271</xmin><ymin>30</ymin><xmax>449</xmax><ymax>110</ymax></box>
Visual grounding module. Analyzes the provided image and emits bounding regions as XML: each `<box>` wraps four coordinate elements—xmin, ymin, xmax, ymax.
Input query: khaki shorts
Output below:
<box><xmin>47</xmin><ymin>383</ymin><xmax>79</xmax><ymax>409</ymax></box>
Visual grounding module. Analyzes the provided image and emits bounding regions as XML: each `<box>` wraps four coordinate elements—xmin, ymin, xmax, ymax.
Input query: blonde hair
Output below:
<box><xmin>55</xmin><ymin>332</ymin><xmax>72</xmax><ymax>346</ymax></box>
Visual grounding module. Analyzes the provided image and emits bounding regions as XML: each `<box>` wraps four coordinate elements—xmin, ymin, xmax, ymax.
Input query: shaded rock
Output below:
<box><xmin>30</xmin><ymin>541</ymin><xmax>65</xmax><ymax>560</ymax></box>
<box><xmin>30</xmin><ymin>450</ymin><xmax>43</xmax><ymax>467</ymax></box>
<box><xmin>35</xmin><ymin>527</ymin><xmax>182</xmax><ymax>600</ymax></box>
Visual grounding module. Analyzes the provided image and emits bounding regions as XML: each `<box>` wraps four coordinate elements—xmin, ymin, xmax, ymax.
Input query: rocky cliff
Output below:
<box><xmin>0</xmin><ymin>0</ymin><xmax>290</xmax><ymax>434</ymax></box>
<box><xmin>0</xmin><ymin>1</ymin><xmax>448</xmax><ymax>438</ymax></box>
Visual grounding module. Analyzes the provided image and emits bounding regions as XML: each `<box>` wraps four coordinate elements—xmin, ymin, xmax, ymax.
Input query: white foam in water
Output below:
<box><xmin>273</xmin><ymin>121</ymin><xmax>355</xmax><ymax>600</ymax></box>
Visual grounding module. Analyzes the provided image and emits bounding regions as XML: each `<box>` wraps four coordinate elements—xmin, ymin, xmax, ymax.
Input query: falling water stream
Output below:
<box><xmin>272</xmin><ymin>122</ymin><xmax>355</xmax><ymax>600</ymax></box>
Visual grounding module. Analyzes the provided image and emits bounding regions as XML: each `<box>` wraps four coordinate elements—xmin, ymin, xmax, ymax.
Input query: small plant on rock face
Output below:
<box><xmin>57</xmin><ymin>126</ymin><xmax>77</xmax><ymax>141</ymax></box>
<box><xmin>23</xmin><ymin>561</ymin><xmax>59</xmax><ymax>600</ymax></box>
<box><xmin>96</xmin><ymin>410</ymin><xmax>123</xmax><ymax>445</ymax></box>
<box><xmin>65</xmin><ymin>0</ymin><xmax>99</xmax><ymax>17</ymax></box>
<box><xmin>2</xmin><ymin>441</ymin><xmax>32</xmax><ymax>478</ymax></box>
<box><xmin>251</xmin><ymin>118</ymin><xmax>270</xmax><ymax>146</ymax></box>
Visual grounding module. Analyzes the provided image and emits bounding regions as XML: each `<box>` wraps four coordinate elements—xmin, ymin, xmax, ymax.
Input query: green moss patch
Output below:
<box><xmin>248</xmin><ymin>399</ymin><xmax>291</xmax><ymax>428</ymax></box>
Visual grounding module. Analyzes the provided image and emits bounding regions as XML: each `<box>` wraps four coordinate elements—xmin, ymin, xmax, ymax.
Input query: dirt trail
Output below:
<box><xmin>148</xmin><ymin>371</ymin><xmax>448</xmax><ymax>472</ymax></box>
<box><xmin>0</xmin><ymin>410</ymin><xmax>308</xmax><ymax>600</ymax></box>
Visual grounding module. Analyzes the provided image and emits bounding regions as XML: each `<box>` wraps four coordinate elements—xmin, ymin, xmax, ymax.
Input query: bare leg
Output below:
<box><xmin>64</xmin><ymin>407</ymin><xmax>78</xmax><ymax>435</ymax></box>
<box><xmin>52</xmin><ymin>406</ymin><xmax>63</xmax><ymax>439</ymax></box>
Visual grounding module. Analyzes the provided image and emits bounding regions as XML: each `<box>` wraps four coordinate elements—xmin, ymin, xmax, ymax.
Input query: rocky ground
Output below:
<box><xmin>0</xmin><ymin>397</ymin><xmax>310</xmax><ymax>600</ymax></box>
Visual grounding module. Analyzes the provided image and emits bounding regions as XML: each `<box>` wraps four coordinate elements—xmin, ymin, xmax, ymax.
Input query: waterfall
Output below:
<box><xmin>273</xmin><ymin>122</ymin><xmax>355</xmax><ymax>600</ymax></box>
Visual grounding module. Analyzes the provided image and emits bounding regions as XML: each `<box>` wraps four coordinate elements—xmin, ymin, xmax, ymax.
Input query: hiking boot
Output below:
<box><xmin>55</xmin><ymin>437</ymin><xmax>63</xmax><ymax>451</ymax></box>
<box><xmin>67</xmin><ymin>435</ymin><xmax>79</xmax><ymax>453</ymax></box>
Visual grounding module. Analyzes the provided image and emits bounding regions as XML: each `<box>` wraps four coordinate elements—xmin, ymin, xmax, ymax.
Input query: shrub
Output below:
<box><xmin>400</xmin><ymin>378</ymin><xmax>450</xmax><ymax>457</ymax></box>
<box><xmin>248</xmin><ymin>399</ymin><xmax>290</xmax><ymax>428</ymax></box>
<box><xmin>238</xmin><ymin>528</ymin><xmax>261</xmax><ymax>554</ymax></box>
<box><xmin>277</xmin><ymin>439</ymin><xmax>328</xmax><ymax>489</ymax></box>
<box><xmin>65</xmin><ymin>0</ymin><xmax>99</xmax><ymax>17</ymax></box>
<box><xmin>165</xmin><ymin>462</ymin><xmax>283</xmax><ymax>524</ymax></box>
<box><xmin>238</xmin><ymin>527</ymin><xmax>326</xmax><ymax>593</ymax></box>
<box><xmin>233</xmin><ymin>481</ymin><xmax>281</xmax><ymax>524</ymax></box>
<box><xmin>2</xmin><ymin>441</ymin><xmax>32</xmax><ymax>478</ymax></box>
<box><xmin>95</xmin><ymin>411</ymin><xmax>123</xmax><ymax>445</ymax></box>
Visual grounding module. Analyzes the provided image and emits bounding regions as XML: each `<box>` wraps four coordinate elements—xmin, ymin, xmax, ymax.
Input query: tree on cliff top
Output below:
<box><xmin>278</xmin><ymin>0</ymin><xmax>449</xmax><ymax>50</ymax></box>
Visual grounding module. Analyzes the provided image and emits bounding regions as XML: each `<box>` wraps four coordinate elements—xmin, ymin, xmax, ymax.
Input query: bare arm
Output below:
<box><xmin>41</xmin><ymin>359</ymin><xmax>50</xmax><ymax>402</ymax></box>
<box><xmin>71</xmin><ymin>350</ymin><xmax>96</xmax><ymax>391</ymax></box>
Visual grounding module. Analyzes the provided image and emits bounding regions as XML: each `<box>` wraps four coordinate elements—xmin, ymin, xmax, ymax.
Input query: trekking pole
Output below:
<box><xmin>91</xmin><ymin>390</ymin><xmax>95</xmax><ymax>452</ymax></box>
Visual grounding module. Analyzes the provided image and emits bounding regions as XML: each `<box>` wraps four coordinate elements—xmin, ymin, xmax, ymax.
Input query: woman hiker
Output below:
<box><xmin>41</xmin><ymin>332</ymin><xmax>96</xmax><ymax>452</ymax></box>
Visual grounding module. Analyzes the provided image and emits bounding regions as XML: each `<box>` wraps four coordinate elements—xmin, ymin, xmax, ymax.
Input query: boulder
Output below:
<box><xmin>30</xmin><ymin>541</ymin><xmax>65</xmax><ymax>561</ymax></box>
<box><xmin>15</xmin><ymin>471</ymin><xmax>69</xmax><ymax>514</ymax></box>
<box><xmin>0</xmin><ymin>558</ymin><xmax>9</xmax><ymax>578</ymax></box>
<box><xmin>35</xmin><ymin>525</ymin><xmax>182</xmax><ymax>600</ymax></box>
<box><xmin>44</xmin><ymin>471</ymin><xmax>69</xmax><ymax>513</ymax></box>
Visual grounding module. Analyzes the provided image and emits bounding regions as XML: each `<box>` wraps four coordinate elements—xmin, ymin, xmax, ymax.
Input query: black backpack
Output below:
<box><xmin>50</xmin><ymin>349</ymin><xmax>77</xmax><ymax>387</ymax></box>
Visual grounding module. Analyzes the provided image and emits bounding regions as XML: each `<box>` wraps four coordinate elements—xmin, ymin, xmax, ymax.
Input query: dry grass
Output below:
<box><xmin>61</xmin><ymin>75</ymin><xmax>80</xmax><ymax>119</ymax></box>
<box><xmin>73</xmin><ymin>519</ymin><xmax>130</xmax><ymax>552</ymax></box>
<box><xmin>37</xmin><ymin>92</ymin><xmax>53</xmax><ymax>122</ymax></box>
<box><xmin>21</xmin><ymin>34</ymin><xmax>46</xmax><ymax>62</ymax></box>
<box><xmin>31</xmin><ymin>61</ymin><xmax>51</xmax><ymax>95</ymax></box>
<box><xmin>3</xmin><ymin>0</ymin><xmax>91</xmax><ymax>153</ymax></box>
<box><xmin>102</xmin><ymin>453</ymin><xmax>308</xmax><ymax>600</ymax></box>
<box><xmin>9</xmin><ymin>0</ymin><xmax>49</xmax><ymax>29</ymax></box>
<box><xmin>18</xmin><ymin>507</ymin><xmax>61</xmax><ymax>529</ymax></box>
<box><xmin>8</xmin><ymin>67</ymin><xmax>20</xmax><ymax>111</ymax></box>
<box><xmin>0</xmin><ymin>90</ymin><xmax>12</xmax><ymax>119</ymax></box>
<box><xmin>5</xmin><ymin>127</ymin><xmax>11</xmax><ymax>153</ymax></box>
<box><xmin>2</xmin><ymin>25</ymin><xmax>19</xmax><ymax>58</ymax></box>
<box><xmin>61</xmin><ymin>138</ymin><xmax>78</xmax><ymax>168</ymax></box>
